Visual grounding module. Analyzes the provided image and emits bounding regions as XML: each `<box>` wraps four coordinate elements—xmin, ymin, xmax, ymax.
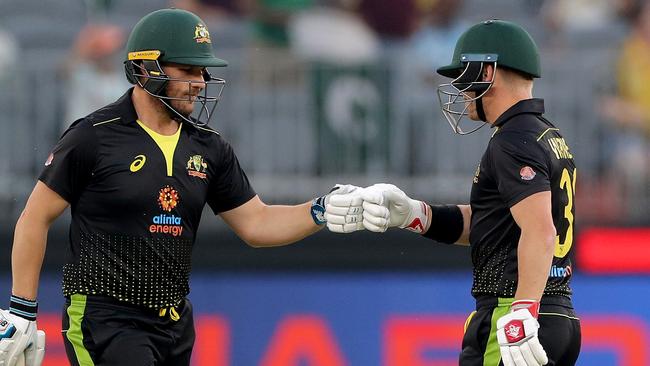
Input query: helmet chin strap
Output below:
<box><xmin>476</xmin><ymin>96</ymin><xmax>487</xmax><ymax>122</ymax></box>
<box><xmin>157</xmin><ymin>97</ymin><xmax>199</xmax><ymax>125</ymax></box>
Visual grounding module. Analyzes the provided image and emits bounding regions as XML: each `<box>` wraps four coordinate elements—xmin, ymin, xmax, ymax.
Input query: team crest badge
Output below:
<box><xmin>158</xmin><ymin>185</ymin><xmax>180</xmax><ymax>212</ymax></box>
<box><xmin>187</xmin><ymin>155</ymin><xmax>208</xmax><ymax>179</ymax></box>
<box><xmin>194</xmin><ymin>24</ymin><xmax>211</xmax><ymax>44</ymax></box>
<box><xmin>520</xmin><ymin>166</ymin><xmax>536</xmax><ymax>181</ymax></box>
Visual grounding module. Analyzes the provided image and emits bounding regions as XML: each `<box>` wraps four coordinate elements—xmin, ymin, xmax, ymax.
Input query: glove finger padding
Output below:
<box><xmin>362</xmin><ymin>201</ymin><xmax>389</xmax><ymax>218</ymax></box>
<box><xmin>360</xmin><ymin>188</ymin><xmax>385</xmax><ymax>206</ymax></box>
<box><xmin>519</xmin><ymin>341</ymin><xmax>541</xmax><ymax>366</ymax></box>
<box><xmin>509</xmin><ymin>345</ymin><xmax>527</xmax><ymax>366</ymax></box>
<box><xmin>527</xmin><ymin>336</ymin><xmax>548</xmax><ymax>365</ymax></box>
<box><xmin>362</xmin><ymin>210</ymin><xmax>389</xmax><ymax>231</ymax></box>
<box><xmin>324</xmin><ymin>212</ymin><xmax>362</xmax><ymax>225</ymax></box>
<box><xmin>327</xmin><ymin>221</ymin><xmax>364</xmax><ymax>233</ymax></box>
<box><xmin>23</xmin><ymin>330</ymin><xmax>45</xmax><ymax>366</ymax></box>
<box><xmin>500</xmin><ymin>346</ymin><xmax>515</xmax><ymax>366</ymax></box>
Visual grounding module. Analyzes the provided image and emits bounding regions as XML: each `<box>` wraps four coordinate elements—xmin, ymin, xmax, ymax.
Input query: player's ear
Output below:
<box><xmin>482</xmin><ymin>64</ymin><xmax>494</xmax><ymax>82</ymax></box>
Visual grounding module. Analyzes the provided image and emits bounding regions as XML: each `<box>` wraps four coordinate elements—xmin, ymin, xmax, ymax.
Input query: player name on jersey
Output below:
<box><xmin>547</xmin><ymin>137</ymin><xmax>573</xmax><ymax>160</ymax></box>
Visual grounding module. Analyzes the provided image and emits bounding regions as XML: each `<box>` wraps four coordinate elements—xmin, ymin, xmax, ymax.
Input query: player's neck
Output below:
<box><xmin>132</xmin><ymin>87</ymin><xmax>180</xmax><ymax>136</ymax></box>
<box><xmin>484</xmin><ymin>90</ymin><xmax>533</xmax><ymax>125</ymax></box>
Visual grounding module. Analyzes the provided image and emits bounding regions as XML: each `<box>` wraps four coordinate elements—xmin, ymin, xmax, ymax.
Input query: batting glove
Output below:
<box><xmin>360</xmin><ymin>183</ymin><xmax>430</xmax><ymax>233</ymax></box>
<box><xmin>0</xmin><ymin>297</ymin><xmax>45</xmax><ymax>366</ymax></box>
<box><xmin>312</xmin><ymin>184</ymin><xmax>364</xmax><ymax>233</ymax></box>
<box><xmin>497</xmin><ymin>300</ymin><xmax>548</xmax><ymax>366</ymax></box>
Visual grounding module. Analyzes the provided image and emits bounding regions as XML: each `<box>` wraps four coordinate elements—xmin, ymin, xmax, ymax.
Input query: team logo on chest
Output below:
<box><xmin>186</xmin><ymin>155</ymin><xmax>208</xmax><ymax>179</ymax></box>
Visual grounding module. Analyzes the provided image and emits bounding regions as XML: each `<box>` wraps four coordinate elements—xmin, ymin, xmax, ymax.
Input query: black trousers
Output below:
<box><xmin>460</xmin><ymin>297</ymin><xmax>581</xmax><ymax>366</ymax></box>
<box><xmin>62</xmin><ymin>294</ymin><xmax>195</xmax><ymax>366</ymax></box>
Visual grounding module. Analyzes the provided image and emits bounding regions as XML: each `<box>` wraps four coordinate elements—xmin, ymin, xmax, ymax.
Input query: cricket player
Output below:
<box><xmin>0</xmin><ymin>9</ymin><xmax>363</xmax><ymax>365</ymax></box>
<box><xmin>327</xmin><ymin>20</ymin><xmax>581</xmax><ymax>365</ymax></box>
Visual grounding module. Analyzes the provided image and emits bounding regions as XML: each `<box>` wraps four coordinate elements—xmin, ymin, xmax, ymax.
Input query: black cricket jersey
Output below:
<box><xmin>469</xmin><ymin>99</ymin><xmax>575</xmax><ymax>300</ymax></box>
<box><xmin>40</xmin><ymin>88</ymin><xmax>256</xmax><ymax>309</ymax></box>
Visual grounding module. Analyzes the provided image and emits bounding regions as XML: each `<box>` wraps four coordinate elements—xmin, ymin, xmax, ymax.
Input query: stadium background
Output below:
<box><xmin>0</xmin><ymin>0</ymin><xmax>649</xmax><ymax>365</ymax></box>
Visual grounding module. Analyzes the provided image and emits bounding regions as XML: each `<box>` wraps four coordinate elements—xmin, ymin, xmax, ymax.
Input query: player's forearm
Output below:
<box><xmin>515</xmin><ymin>229</ymin><xmax>555</xmax><ymax>301</ymax></box>
<box><xmin>11</xmin><ymin>214</ymin><xmax>49</xmax><ymax>300</ymax></box>
<box><xmin>243</xmin><ymin>202</ymin><xmax>322</xmax><ymax>247</ymax></box>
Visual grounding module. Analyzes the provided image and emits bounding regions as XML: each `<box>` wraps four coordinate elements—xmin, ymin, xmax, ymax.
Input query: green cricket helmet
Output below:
<box><xmin>436</xmin><ymin>20</ymin><xmax>541</xmax><ymax>134</ymax></box>
<box><xmin>124</xmin><ymin>8</ymin><xmax>228</xmax><ymax>126</ymax></box>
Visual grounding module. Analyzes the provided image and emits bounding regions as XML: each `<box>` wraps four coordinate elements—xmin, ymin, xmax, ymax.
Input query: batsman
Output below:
<box><xmin>327</xmin><ymin>20</ymin><xmax>581</xmax><ymax>365</ymax></box>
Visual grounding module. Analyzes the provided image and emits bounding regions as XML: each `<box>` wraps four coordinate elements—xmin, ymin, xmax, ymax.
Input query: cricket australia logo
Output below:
<box><xmin>187</xmin><ymin>155</ymin><xmax>208</xmax><ymax>179</ymax></box>
<box><xmin>194</xmin><ymin>24</ymin><xmax>211</xmax><ymax>44</ymax></box>
<box><xmin>158</xmin><ymin>185</ymin><xmax>180</xmax><ymax>212</ymax></box>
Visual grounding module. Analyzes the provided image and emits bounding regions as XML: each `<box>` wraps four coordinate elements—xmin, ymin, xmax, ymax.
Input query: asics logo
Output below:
<box><xmin>130</xmin><ymin>155</ymin><xmax>146</xmax><ymax>172</ymax></box>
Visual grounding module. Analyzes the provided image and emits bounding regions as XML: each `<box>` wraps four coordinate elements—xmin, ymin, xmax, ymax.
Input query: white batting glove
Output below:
<box><xmin>312</xmin><ymin>184</ymin><xmax>364</xmax><ymax>233</ymax></box>
<box><xmin>360</xmin><ymin>184</ymin><xmax>430</xmax><ymax>233</ymax></box>
<box><xmin>323</xmin><ymin>185</ymin><xmax>364</xmax><ymax>233</ymax></box>
<box><xmin>497</xmin><ymin>300</ymin><xmax>548</xmax><ymax>366</ymax></box>
<box><xmin>0</xmin><ymin>310</ymin><xmax>45</xmax><ymax>366</ymax></box>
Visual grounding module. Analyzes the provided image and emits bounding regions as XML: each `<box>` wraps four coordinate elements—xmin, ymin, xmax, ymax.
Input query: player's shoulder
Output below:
<box><xmin>186</xmin><ymin>122</ymin><xmax>221</xmax><ymax>137</ymax></box>
<box><xmin>73</xmin><ymin>89</ymin><xmax>136</xmax><ymax>130</ymax></box>
<box><xmin>184</xmin><ymin>122</ymin><xmax>229</xmax><ymax>145</ymax></box>
<box><xmin>494</xmin><ymin>114</ymin><xmax>559</xmax><ymax>144</ymax></box>
<box><xmin>489</xmin><ymin>120</ymin><xmax>552</xmax><ymax>159</ymax></box>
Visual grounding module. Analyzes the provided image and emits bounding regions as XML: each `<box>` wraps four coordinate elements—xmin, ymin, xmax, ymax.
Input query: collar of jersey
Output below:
<box><xmin>493</xmin><ymin>98</ymin><xmax>545</xmax><ymax>128</ymax></box>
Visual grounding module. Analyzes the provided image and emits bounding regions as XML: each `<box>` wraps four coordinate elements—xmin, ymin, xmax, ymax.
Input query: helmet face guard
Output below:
<box><xmin>125</xmin><ymin>58</ymin><xmax>225</xmax><ymax>127</ymax></box>
<box><xmin>436</xmin><ymin>54</ymin><xmax>497</xmax><ymax>135</ymax></box>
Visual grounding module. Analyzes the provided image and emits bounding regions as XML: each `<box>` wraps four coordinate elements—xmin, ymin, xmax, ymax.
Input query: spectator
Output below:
<box><xmin>63</xmin><ymin>23</ymin><xmax>130</xmax><ymax>129</ymax></box>
<box><xmin>409</xmin><ymin>0</ymin><xmax>468</xmax><ymax>72</ymax></box>
<box><xmin>171</xmin><ymin>0</ymin><xmax>249</xmax><ymax>48</ymax></box>
<box><xmin>355</xmin><ymin>0</ymin><xmax>418</xmax><ymax>43</ymax></box>
<box><xmin>600</xmin><ymin>0</ymin><xmax>650</xmax><ymax>220</ymax></box>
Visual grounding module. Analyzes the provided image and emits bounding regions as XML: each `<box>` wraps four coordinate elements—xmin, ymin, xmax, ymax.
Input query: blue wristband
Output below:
<box><xmin>9</xmin><ymin>295</ymin><xmax>38</xmax><ymax>321</ymax></box>
<box><xmin>310</xmin><ymin>196</ymin><xmax>327</xmax><ymax>225</ymax></box>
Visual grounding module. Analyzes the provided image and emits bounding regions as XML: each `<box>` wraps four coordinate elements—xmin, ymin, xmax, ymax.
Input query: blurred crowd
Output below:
<box><xmin>0</xmin><ymin>0</ymin><xmax>648</xmax><ymax>225</ymax></box>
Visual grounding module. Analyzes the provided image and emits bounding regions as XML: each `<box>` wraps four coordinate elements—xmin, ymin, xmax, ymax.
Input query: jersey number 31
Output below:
<box><xmin>555</xmin><ymin>168</ymin><xmax>576</xmax><ymax>258</ymax></box>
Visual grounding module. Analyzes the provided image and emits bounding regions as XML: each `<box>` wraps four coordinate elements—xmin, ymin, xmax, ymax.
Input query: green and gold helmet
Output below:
<box><xmin>124</xmin><ymin>8</ymin><xmax>227</xmax><ymax>126</ymax></box>
<box><xmin>436</xmin><ymin>20</ymin><xmax>540</xmax><ymax>134</ymax></box>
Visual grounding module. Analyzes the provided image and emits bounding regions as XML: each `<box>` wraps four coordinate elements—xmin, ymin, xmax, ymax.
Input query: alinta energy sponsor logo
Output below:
<box><xmin>549</xmin><ymin>264</ymin><xmax>572</xmax><ymax>278</ymax></box>
<box><xmin>151</xmin><ymin>185</ymin><xmax>183</xmax><ymax>236</ymax></box>
<box><xmin>149</xmin><ymin>213</ymin><xmax>183</xmax><ymax>237</ymax></box>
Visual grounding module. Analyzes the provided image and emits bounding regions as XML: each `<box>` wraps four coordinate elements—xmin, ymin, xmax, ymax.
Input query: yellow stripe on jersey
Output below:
<box><xmin>536</xmin><ymin>127</ymin><xmax>560</xmax><ymax>141</ymax></box>
<box><xmin>136</xmin><ymin>120</ymin><xmax>182</xmax><ymax>176</ymax></box>
<box><xmin>92</xmin><ymin>117</ymin><xmax>121</xmax><ymax>127</ymax></box>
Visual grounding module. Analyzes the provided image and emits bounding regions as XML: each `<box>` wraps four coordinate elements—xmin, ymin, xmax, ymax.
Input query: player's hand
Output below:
<box><xmin>312</xmin><ymin>184</ymin><xmax>364</xmax><ymax>232</ymax></box>
<box><xmin>0</xmin><ymin>310</ymin><xmax>45</xmax><ymax>366</ymax></box>
<box><xmin>322</xmin><ymin>184</ymin><xmax>364</xmax><ymax>233</ymax></box>
<box><xmin>496</xmin><ymin>300</ymin><xmax>548</xmax><ymax>366</ymax></box>
<box><xmin>360</xmin><ymin>183</ymin><xmax>430</xmax><ymax>233</ymax></box>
